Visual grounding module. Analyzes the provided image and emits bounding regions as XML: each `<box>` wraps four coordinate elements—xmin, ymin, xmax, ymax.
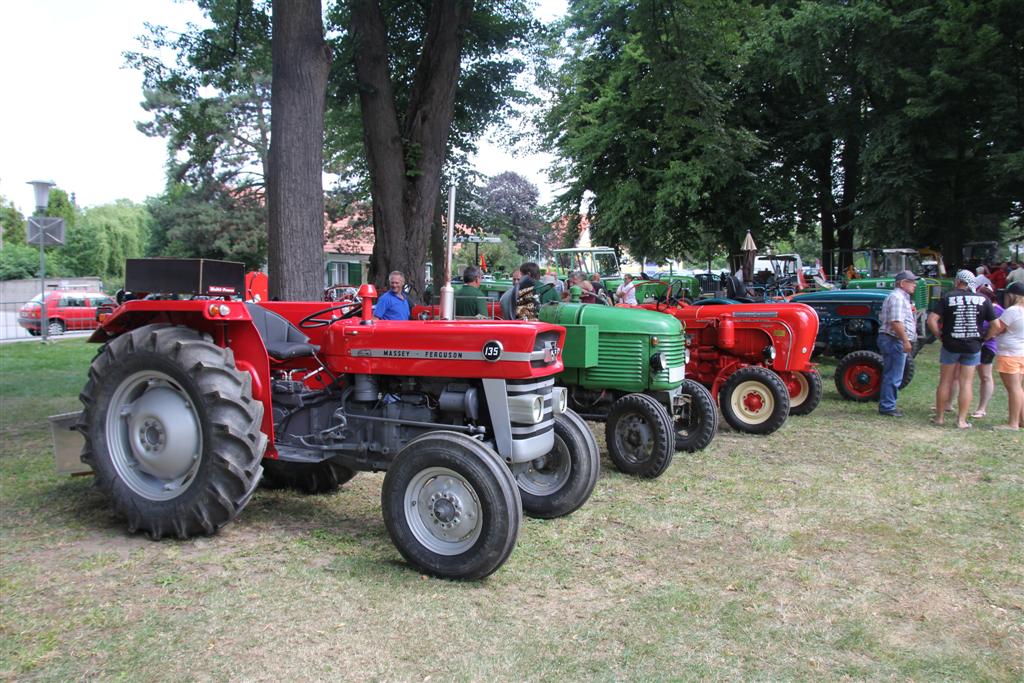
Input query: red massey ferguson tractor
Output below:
<box><xmin>72</xmin><ymin>259</ymin><xmax>599</xmax><ymax>580</ymax></box>
<box><xmin>639</xmin><ymin>284</ymin><xmax>821</xmax><ymax>434</ymax></box>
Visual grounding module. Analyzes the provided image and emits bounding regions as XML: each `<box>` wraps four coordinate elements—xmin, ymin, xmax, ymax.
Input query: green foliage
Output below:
<box><xmin>56</xmin><ymin>201</ymin><xmax>152</xmax><ymax>281</ymax></box>
<box><xmin>44</xmin><ymin>188</ymin><xmax>77</xmax><ymax>227</ymax></box>
<box><xmin>0</xmin><ymin>244</ymin><xmax>43</xmax><ymax>280</ymax></box>
<box><xmin>147</xmin><ymin>185</ymin><xmax>266</xmax><ymax>269</ymax></box>
<box><xmin>124</xmin><ymin>0</ymin><xmax>273</xmax><ymax>188</ymax></box>
<box><xmin>540</xmin><ymin>0</ymin><xmax>767</xmax><ymax>261</ymax></box>
<box><xmin>0</xmin><ymin>196</ymin><xmax>26</xmax><ymax>245</ymax></box>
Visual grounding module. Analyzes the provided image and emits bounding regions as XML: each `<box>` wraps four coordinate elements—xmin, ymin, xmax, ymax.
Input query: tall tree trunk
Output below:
<box><xmin>835</xmin><ymin>132</ymin><xmax>860</xmax><ymax>273</ymax></box>
<box><xmin>815</xmin><ymin>140</ymin><xmax>837</xmax><ymax>278</ymax></box>
<box><xmin>351</xmin><ymin>0</ymin><xmax>473</xmax><ymax>300</ymax></box>
<box><xmin>267</xmin><ymin>0</ymin><xmax>330</xmax><ymax>300</ymax></box>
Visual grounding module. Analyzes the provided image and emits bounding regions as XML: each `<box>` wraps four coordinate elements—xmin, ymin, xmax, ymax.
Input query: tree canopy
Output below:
<box><xmin>540</xmin><ymin>0</ymin><xmax>1023</xmax><ymax>270</ymax></box>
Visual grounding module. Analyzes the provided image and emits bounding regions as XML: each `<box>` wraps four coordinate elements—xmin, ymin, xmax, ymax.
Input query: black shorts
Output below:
<box><xmin>981</xmin><ymin>346</ymin><xmax>996</xmax><ymax>365</ymax></box>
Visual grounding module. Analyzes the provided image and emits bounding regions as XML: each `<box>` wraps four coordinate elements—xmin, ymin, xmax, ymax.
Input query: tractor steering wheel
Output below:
<box><xmin>298</xmin><ymin>301</ymin><xmax>363</xmax><ymax>328</ymax></box>
<box><xmin>666</xmin><ymin>279</ymin><xmax>686</xmax><ymax>306</ymax></box>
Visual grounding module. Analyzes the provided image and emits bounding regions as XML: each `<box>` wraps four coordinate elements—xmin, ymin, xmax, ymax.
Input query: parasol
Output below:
<box><xmin>740</xmin><ymin>230</ymin><xmax>757</xmax><ymax>283</ymax></box>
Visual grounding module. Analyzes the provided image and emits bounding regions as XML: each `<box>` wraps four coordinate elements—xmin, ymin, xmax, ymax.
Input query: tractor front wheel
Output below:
<box><xmin>835</xmin><ymin>350</ymin><xmax>884</xmax><ymax>402</ymax></box>
<box><xmin>382</xmin><ymin>432</ymin><xmax>521</xmax><ymax>580</ymax></box>
<box><xmin>79</xmin><ymin>324</ymin><xmax>266</xmax><ymax>539</ymax></box>
<box><xmin>606</xmin><ymin>393</ymin><xmax>675</xmax><ymax>478</ymax></box>
<box><xmin>782</xmin><ymin>369</ymin><xmax>823</xmax><ymax>416</ymax></box>
<box><xmin>719</xmin><ymin>366</ymin><xmax>790</xmax><ymax>435</ymax></box>
<box><xmin>674</xmin><ymin>379</ymin><xmax>718</xmax><ymax>453</ymax></box>
<box><xmin>261</xmin><ymin>457</ymin><xmax>356</xmax><ymax>494</ymax></box>
<box><xmin>512</xmin><ymin>410</ymin><xmax>599</xmax><ymax>519</ymax></box>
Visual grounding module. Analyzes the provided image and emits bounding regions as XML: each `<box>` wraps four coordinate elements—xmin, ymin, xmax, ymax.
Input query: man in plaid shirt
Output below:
<box><xmin>877</xmin><ymin>270</ymin><xmax>919</xmax><ymax>416</ymax></box>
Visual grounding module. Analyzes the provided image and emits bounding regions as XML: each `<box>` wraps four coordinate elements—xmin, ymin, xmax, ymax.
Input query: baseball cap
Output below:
<box><xmin>894</xmin><ymin>270</ymin><xmax>919</xmax><ymax>283</ymax></box>
<box><xmin>955</xmin><ymin>269</ymin><xmax>977</xmax><ymax>291</ymax></box>
<box><xmin>1007</xmin><ymin>281</ymin><xmax>1024</xmax><ymax>296</ymax></box>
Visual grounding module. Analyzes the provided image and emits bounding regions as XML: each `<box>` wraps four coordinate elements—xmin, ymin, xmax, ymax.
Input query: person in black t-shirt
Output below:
<box><xmin>927</xmin><ymin>270</ymin><xmax>997</xmax><ymax>428</ymax></box>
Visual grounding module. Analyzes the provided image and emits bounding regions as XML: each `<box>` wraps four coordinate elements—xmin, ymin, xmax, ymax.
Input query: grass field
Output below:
<box><xmin>1</xmin><ymin>338</ymin><xmax>1021</xmax><ymax>681</ymax></box>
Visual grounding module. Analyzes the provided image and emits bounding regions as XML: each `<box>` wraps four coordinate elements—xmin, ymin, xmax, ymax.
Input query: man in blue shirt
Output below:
<box><xmin>373</xmin><ymin>270</ymin><xmax>411</xmax><ymax>320</ymax></box>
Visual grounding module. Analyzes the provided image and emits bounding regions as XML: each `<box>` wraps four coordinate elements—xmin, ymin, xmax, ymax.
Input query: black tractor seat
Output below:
<box><xmin>245</xmin><ymin>303</ymin><xmax>319</xmax><ymax>360</ymax></box>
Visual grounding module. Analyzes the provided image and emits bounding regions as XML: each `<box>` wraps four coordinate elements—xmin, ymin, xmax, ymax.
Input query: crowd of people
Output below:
<box><xmin>878</xmin><ymin>267</ymin><xmax>1024</xmax><ymax>431</ymax></box>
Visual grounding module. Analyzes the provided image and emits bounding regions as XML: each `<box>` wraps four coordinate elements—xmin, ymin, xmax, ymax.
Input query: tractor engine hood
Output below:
<box><xmin>322</xmin><ymin>319</ymin><xmax>565</xmax><ymax>380</ymax></box>
<box><xmin>539</xmin><ymin>301</ymin><xmax>683</xmax><ymax>337</ymax></box>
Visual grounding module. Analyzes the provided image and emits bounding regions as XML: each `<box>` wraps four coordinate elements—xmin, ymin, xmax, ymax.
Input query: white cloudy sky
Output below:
<box><xmin>0</xmin><ymin>0</ymin><xmax>564</xmax><ymax>215</ymax></box>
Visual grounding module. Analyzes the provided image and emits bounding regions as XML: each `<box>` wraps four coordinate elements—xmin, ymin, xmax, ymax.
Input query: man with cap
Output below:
<box><xmin>927</xmin><ymin>269</ymin><xmax>997</xmax><ymax>428</ymax></box>
<box><xmin>877</xmin><ymin>270</ymin><xmax>920</xmax><ymax>417</ymax></box>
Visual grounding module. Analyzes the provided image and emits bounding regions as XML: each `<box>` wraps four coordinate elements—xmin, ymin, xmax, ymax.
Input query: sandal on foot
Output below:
<box><xmin>971</xmin><ymin>410</ymin><xmax>987</xmax><ymax>418</ymax></box>
<box><xmin>993</xmin><ymin>424</ymin><xmax>1020</xmax><ymax>431</ymax></box>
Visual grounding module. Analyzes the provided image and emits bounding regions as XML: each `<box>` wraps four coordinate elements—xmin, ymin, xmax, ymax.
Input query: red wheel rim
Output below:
<box><xmin>842</xmin><ymin>363</ymin><xmax>881</xmax><ymax>398</ymax></box>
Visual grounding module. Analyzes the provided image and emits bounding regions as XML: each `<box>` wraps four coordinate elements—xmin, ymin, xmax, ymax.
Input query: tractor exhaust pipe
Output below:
<box><xmin>439</xmin><ymin>184</ymin><xmax>456</xmax><ymax>320</ymax></box>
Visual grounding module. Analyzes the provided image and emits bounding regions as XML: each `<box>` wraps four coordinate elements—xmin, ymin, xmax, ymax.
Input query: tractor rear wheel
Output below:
<box><xmin>606</xmin><ymin>393</ymin><xmax>675</xmax><ymax>478</ymax></box>
<box><xmin>79</xmin><ymin>324</ymin><xmax>265</xmax><ymax>539</ymax></box>
<box><xmin>674</xmin><ymin>379</ymin><xmax>718</xmax><ymax>454</ymax></box>
<box><xmin>719</xmin><ymin>366</ymin><xmax>790</xmax><ymax>435</ymax></box>
<box><xmin>512</xmin><ymin>409</ymin><xmax>599</xmax><ymax>519</ymax></box>
<box><xmin>784</xmin><ymin>369</ymin><xmax>823</xmax><ymax>416</ymax></box>
<box><xmin>835</xmin><ymin>350</ymin><xmax>884</xmax><ymax>402</ymax></box>
<box><xmin>261</xmin><ymin>458</ymin><xmax>356</xmax><ymax>494</ymax></box>
<box><xmin>382</xmin><ymin>432</ymin><xmax>521</xmax><ymax>580</ymax></box>
<box><xmin>900</xmin><ymin>355</ymin><xmax>916</xmax><ymax>390</ymax></box>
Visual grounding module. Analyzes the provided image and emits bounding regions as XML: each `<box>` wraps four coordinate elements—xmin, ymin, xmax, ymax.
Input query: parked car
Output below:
<box><xmin>17</xmin><ymin>290</ymin><xmax>115</xmax><ymax>336</ymax></box>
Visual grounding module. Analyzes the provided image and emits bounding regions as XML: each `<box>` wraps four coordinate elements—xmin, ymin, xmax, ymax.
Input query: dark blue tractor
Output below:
<box><xmin>790</xmin><ymin>289</ymin><xmax>921</xmax><ymax>401</ymax></box>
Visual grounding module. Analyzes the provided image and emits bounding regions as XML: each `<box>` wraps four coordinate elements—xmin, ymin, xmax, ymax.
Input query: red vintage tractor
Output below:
<box><xmin>72</xmin><ymin>259</ymin><xmax>599</xmax><ymax>580</ymax></box>
<box><xmin>639</xmin><ymin>282</ymin><xmax>821</xmax><ymax>434</ymax></box>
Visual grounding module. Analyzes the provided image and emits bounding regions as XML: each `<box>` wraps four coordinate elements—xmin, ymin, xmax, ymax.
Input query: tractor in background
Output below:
<box><xmin>791</xmin><ymin>289</ymin><xmax>920</xmax><ymax>401</ymax></box>
<box><xmin>640</xmin><ymin>281</ymin><xmax>821</xmax><ymax>434</ymax></box>
<box><xmin>539</xmin><ymin>302</ymin><xmax>718</xmax><ymax>479</ymax></box>
<box><xmin>59</xmin><ymin>258</ymin><xmax>600</xmax><ymax>580</ymax></box>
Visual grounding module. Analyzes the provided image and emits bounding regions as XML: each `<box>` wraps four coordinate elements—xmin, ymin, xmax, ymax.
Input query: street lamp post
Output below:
<box><xmin>28</xmin><ymin>180</ymin><xmax>55</xmax><ymax>342</ymax></box>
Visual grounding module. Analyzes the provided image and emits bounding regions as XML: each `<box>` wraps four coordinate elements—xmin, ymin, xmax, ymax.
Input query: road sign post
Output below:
<box><xmin>26</xmin><ymin>215</ymin><xmax>65</xmax><ymax>342</ymax></box>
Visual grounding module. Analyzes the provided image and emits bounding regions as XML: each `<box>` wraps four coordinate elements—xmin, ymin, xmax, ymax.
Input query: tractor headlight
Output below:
<box><xmin>762</xmin><ymin>344</ymin><xmax>777</xmax><ymax>363</ymax></box>
<box><xmin>650</xmin><ymin>352</ymin><xmax>669</xmax><ymax>373</ymax></box>
<box><xmin>507</xmin><ymin>394</ymin><xmax>544</xmax><ymax>424</ymax></box>
<box><xmin>683</xmin><ymin>347</ymin><xmax>691</xmax><ymax>365</ymax></box>
<box><xmin>551</xmin><ymin>387</ymin><xmax>568</xmax><ymax>416</ymax></box>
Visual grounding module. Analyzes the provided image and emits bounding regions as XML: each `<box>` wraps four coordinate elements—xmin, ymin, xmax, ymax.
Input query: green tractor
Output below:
<box><xmin>538</xmin><ymin>302</ymin><xmax>718</xmax><ymax>479</ymax></box>
<box><xmin>844</xmin><ymin>248</ymin><xmax>949</xmax><ymax>335</ymax></box>
<box><xmin>551</xmin><ymin>247</ymin><xmax>700</xmax><ymax>303</ymax></box>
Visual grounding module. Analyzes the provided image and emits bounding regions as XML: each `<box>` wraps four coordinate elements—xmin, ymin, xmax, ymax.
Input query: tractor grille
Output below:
<box><xmin>508</xmin><ymin>377</ymin><xmax>555</xmax><ymax>441</ymax></box>
<box><xmin>586</xmin><ymin>335</ymin><xmax>645</xmax><ymax>386</ymax></box>
<box><xmin>652</xmin><ymin>335</ymin><xmax>686</xmax><ymax>384</ymax></box>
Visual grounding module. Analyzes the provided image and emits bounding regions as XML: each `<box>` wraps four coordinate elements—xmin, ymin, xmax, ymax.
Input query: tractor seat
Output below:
<box><xmin>245</xmin><ymin>303</ymin><xmax>319</xmax><ymax>360</ymax></box>
<box><xmin>725</xmin><ymin>275</ymin><xmax>755</xmax><ymax>303</ymax></box>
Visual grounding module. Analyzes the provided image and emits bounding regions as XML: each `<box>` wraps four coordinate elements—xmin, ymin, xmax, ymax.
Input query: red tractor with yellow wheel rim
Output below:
<box><xmin>638</xmin><ymin>284</ymin><xmax>820</xmax><ymax>434</ymax></box>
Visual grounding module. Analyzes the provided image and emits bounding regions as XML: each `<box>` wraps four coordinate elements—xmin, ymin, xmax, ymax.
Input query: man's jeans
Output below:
<box><xmin>878</xmin><ymin>333</ymin><xmax>907</xmax><ymax>413</ymax></box>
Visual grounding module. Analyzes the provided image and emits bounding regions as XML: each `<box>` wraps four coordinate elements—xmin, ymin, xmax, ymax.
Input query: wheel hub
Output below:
<box><xmin>742</xmin><ymin>391</ymin><xmax>765</xmax><ymax>413</ymax></box>
<box><xmin>125</xmin><ymin>385</ymin><xmax>201</xmax><ymax>482</ymax></box>
<box><xmin>429</xmin><ymin>492</ymin><xmax>462</xmax><ymax>528</ymax></box>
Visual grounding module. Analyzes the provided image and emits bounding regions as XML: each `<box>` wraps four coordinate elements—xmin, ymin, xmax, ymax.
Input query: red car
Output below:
<box><xmin>17</xmin><ymin>290</ymin><xmax>115</xmax><ymax>336</ymax></box>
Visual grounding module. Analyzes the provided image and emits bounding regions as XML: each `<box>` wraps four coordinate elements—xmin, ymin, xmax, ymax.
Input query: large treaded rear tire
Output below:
<box><xmin>719</xmin><ymin>366</ymin><xmax>790</xmax><ymax>435</ymax></box>
<box><xmin>674</xmin><ymin>379</ymin><xmax>718</xmax><ymax>453</ymax></box>
<box><xmin>261</xmin><ymin>458</ymin><xmax>356</xmax><ymax>494</ymax></box>
<box><xmin>78</xmin><ymin>324</ymin><xmax>265</xmax><ymax>539</ymax></box>
<box><xmin>606</xmin><ymin>393</ymin><xmax>675</xmax><ymax>478</ymax></box>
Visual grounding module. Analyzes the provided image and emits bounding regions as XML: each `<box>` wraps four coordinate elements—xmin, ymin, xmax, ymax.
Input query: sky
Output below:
<box><xmin>0</xmin><ymin>0</ymin><xmax>564</xmax><ymax>216</ymax></box>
